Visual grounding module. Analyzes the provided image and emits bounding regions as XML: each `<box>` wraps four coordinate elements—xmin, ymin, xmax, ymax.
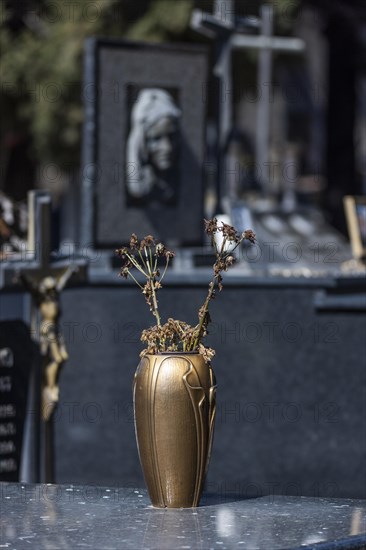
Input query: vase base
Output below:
<box><xmin>150</xmin><ymin>501</ymin><xmax>198</xmax><ymax>509</ymax></box>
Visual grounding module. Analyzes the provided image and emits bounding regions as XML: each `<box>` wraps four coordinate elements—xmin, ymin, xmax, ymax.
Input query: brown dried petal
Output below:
<box><xmin>243</xmin><ymin>229</ymin><xmax>256</xmax><ymax>244</ymax></box>
<box><xmin>115</xmin><ymin>247</ymin><xmax>128</xmax><ymax>257</ymax></box>
<box><xmin>142</xmin><ymin>281</ymin><xmax>151</xmax><ymax>295</ymax></box>
<box><xmin>220</xmin><ymin>223</ymin><xmax>239</xmax><ymax>241</ymax></box>
<box><xmin>155</xmin><ymin>243</ymin><xmax>166</xmax><ymax>256</ymax></box>
<box><xmin>225</xmin><ymin>255</ymin><xmax>235</xmax><ymax>267</ymax></box>
<box><xmin>130</xmin><ymin>234</ymin><xmax>139</xmax><ymax>249</ymax></box>
<box><xmin>143</xmin><ymin>235</ymin><xmax>155</xmax><ymax>246</ymax></box>
<box><xmin>204</xmin><ymin>218</ymin><xmax>218</xmax><ymax>235</ymax></box>
<box><xmin>119</xmin><ymin>267</ymin><xmax>130</xmax><ymax>279</ymax></box>
<box><xmin>198</xmin><ymin>343</ymin><xmax>216</xmax><ymax>364</ymax></box>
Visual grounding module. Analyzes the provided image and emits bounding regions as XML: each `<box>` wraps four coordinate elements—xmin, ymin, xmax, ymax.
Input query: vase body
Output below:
<box><xmin>133</xmin><ymin>353</ymin><xmax>216</xmax><ymax>508</ymax></box>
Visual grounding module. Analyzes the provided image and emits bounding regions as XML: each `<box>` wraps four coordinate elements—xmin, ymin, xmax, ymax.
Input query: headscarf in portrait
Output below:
<box><xmin>126</xmin><ymin>89</ymin><xmax>181</xmax><ymax>198</ymax></box>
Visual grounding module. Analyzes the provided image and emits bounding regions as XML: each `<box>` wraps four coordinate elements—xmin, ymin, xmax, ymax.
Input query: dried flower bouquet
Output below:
<box><xmin>116</xmin><ymin>219</ymin><xmax>255</xmax><ymax>362</ymax></box>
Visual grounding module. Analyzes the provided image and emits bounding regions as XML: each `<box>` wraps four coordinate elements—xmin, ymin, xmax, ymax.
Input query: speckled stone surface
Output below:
<box><xmin>1</xmin><ymin>483</ymin><xmax>366</xmax><ymax>549</ymax></box>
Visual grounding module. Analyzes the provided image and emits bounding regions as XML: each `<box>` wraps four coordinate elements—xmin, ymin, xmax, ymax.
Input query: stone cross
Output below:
<box><xmin>191</xmin><ymin>0</ymin><xmax>305</xmax><ymax>200</ymax></box>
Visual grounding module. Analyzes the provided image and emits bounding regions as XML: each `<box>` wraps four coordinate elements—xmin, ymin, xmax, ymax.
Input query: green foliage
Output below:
<box><xmin>1</xmin><ymin>0</ymin><xmax>122</xmax><ymax>165</ymax></box>
<box><xmin>0</xmin><ymin>0</ymin><xmax>194</xmax><ymax>166</ymax></box>
<box><xmin>127</xmin><ymin>0</ymin><xmax>193</xmax><ymax>42</ymax></box>
<box><xmin>273</xmin><ymin>0</ymin><xmax>301</xmax><ymax>34</ymax></box>
<box><xmin>0</xmin><ymin>0</ymin><xmax>299</xmax><ymax>167</ymax></box>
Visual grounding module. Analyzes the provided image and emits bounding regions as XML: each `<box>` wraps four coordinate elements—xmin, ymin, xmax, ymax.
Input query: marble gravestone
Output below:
<box><xmin>81</xmin><ymin>38</ymin><xmax>208</xmax><ymax>248</ymax></box>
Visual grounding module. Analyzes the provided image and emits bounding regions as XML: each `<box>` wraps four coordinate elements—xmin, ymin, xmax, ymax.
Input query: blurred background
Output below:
<box><xmin>1</xmin><ymin>0</ymin><xmax>365</xmax><ymax>248</ymax></box>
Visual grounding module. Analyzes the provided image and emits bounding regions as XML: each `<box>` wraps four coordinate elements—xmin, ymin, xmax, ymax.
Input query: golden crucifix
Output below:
<box><xmin>19</xmin><ymin>266</ymin><xmax>77</xmax><ymax>421</ymax></box>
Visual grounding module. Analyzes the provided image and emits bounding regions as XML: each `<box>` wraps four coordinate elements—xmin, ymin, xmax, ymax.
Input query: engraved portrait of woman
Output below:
<box><xmin>126</xmin><ymin>88</ymin><xmax>181</xmax><ymax>206</ymax></box>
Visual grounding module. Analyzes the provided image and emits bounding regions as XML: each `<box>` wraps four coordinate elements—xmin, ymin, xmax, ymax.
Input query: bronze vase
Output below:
<box><xmin>133</xmin><ymin>352</ymin><xmax>216</xmax><ymax>508</ymax></box>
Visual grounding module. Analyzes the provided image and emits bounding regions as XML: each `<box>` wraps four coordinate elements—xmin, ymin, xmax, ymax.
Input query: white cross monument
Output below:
<box><xmin>192</xmin><ymin>0</ymin><xmax>305</xmax><ymax>200</ymax></box>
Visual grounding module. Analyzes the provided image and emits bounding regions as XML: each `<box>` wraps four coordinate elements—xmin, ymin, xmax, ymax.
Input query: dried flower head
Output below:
<box><xmin>199</xmin><ymin>343</ymin><xmax>216</xmax><ymax>363</ymax></box>
<box><xmin>115</xmin><ymin>247</ymin><xmax>128</xmax><ymax>257</ymax></box>
<box><xmin>143</xmin><ymin>235</ymin><xmax>155</xmax><ymax>247</ymax></box>
<box><xmin>156</xmin><ymin>243</ymin><xmax>166</xmax><ymax>256</ymax></box>
<box><xmin>243</xmin><ymin>229</ymin><xmax>256</xmax><ymax>244</ymax></box>
<box><xmin>219</xmin><ymin>222</ymin><xmax>239</xmax><ymax>242</ymax></box>
<box><xmin>204</xmin><ymin>218</ymin><xmax>218</xmax><ymax>235</ymax></box>
<box><xmin>225</xmin><ymin>255</ymin><xmax>235</xmax><ymax>267</ymax></box>
<box><xmin>129</xmin><ymin>234</ymin><xmax>139</xmax><ymax>249</ymax></box>
<box><xmin>119</xmin><ymin>266</ymin><xmax>130</xmax><ymax>279</ymax></box>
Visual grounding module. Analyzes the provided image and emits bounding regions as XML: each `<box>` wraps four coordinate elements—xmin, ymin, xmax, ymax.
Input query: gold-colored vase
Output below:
<box><xmin>133</xmin><ymin>352</ymin><xmax>216</xmax><ymax>508</ymax></box>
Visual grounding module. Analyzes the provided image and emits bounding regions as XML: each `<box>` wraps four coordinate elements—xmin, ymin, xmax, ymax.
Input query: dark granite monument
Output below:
<box><xmin>51</xmin><ymin>275</ymin><xmax>366</xmax><ymax>500</ymax></box>
<box><xmin>0</xmin><ymin>320</ymin><xmax>37</xmax><ymax>482</ymax></box>
<box><xmin>81</xmin><ymin>38</ymin><xmax>208</xmax><ymax>248</ymax></box>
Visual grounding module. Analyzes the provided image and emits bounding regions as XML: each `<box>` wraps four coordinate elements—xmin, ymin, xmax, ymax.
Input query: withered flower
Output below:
<box><xmin>198</xmin><ymin>343</ymin><xmax>215</xmax><ymax>363</ymax></box>
<box><xmin>156</xmin><ymin>243</ymin><xmax>166</xmax><ymax>256</ymax></box>
<box><xmin>165</xmin><ymin>249</ymin><xmax>175</xmax><ymax>259</ymax></box>
<box><xmin>115</xmin><ymin>247</ymin><xmax>128</xmax><ymax>257</ymax></box>
<box><xmin>220</xmin><ymin>223</ymin><xmax>239</xmax><ymax>242</ymax></box>
<box><xmin>204</xmin><ymin>218</ymin><xmax>218</xmax><ymax>235</ymax></box>
<box><xmin>143</xmin><ymin>235</ymin><xmax>155</xmax><ymax>247</ymax></box>
<box><xmin>119</xmin><ymin>266</ymin><xmax>130</xmax><ymax>279</ymax></box>
<box><xmin>243</xmin><ymin>229</ymin><xmax>256</xmax><ymax>244</ymax></box>
<box><xmin>130</xmin><ymin>234</ymin><xmax>139</xmax><ymax>249</ymax></box>
<box><xmin>142</xmin><ymin>281</ymin><xmax>152</xmax><ymax>297</ymax></box>
<box><xmin>225</xmin><ymin>255</ymin><xmax>235</xmax><ymax>268</ymax></box>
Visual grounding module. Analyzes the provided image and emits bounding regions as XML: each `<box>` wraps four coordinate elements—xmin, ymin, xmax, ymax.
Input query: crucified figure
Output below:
<box><xmin>19</xmin><ymin>265</ymin><xmax>77</xmax><ymax>421</ymax></box>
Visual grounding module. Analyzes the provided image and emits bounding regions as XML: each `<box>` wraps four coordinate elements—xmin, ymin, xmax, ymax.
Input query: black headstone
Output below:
<box><xmin>0</xmin><ymin>320</ymin><xmax>36</xmax><ymax>481</ymax></box>
<box><xmin>81</xmin><ymin>38</ymin><xmax>208</xmax><ymax>248</ymax></box>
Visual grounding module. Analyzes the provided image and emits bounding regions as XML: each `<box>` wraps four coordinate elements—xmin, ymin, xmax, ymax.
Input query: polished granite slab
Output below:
<box><xmin>1</xmin><ymin>483</ymin><xmax>366</xmax><ymax>549</ymax></box>
<box><xmin>51</xmin><ymin>284</ymin><xmax>366</xmax><ymax>499</ymax></box>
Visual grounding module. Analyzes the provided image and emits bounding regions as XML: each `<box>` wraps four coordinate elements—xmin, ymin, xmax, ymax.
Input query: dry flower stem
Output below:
<box><xmin>192</xmin><ymin>223</ymin><xmax>255</xmax><ymax>351</ymax></box>
<box><xmin>116</xmin><ymin>221</ymin><xmax>255</xmax><ymax>361</ymax></box>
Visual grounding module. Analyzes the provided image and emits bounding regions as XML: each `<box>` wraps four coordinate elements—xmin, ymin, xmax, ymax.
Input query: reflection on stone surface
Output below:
<box><xmin>2</xmin><ymin>484</ymin><xmax>366</xmax><ymax>549</ymax></box>
<box><xmin>216</xmin><ymin>507</ymin><xmax>238</xmax><ymax>538</ymax></box>
<box><xmin>351</xmin><ymin>508</ymin><xmax>363</xmax><ymax>535</ymax></box>
<box><xmin>301</xmin><ymin>534</ymin><xmax>326</xmax><ymax>545</ymax></box>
